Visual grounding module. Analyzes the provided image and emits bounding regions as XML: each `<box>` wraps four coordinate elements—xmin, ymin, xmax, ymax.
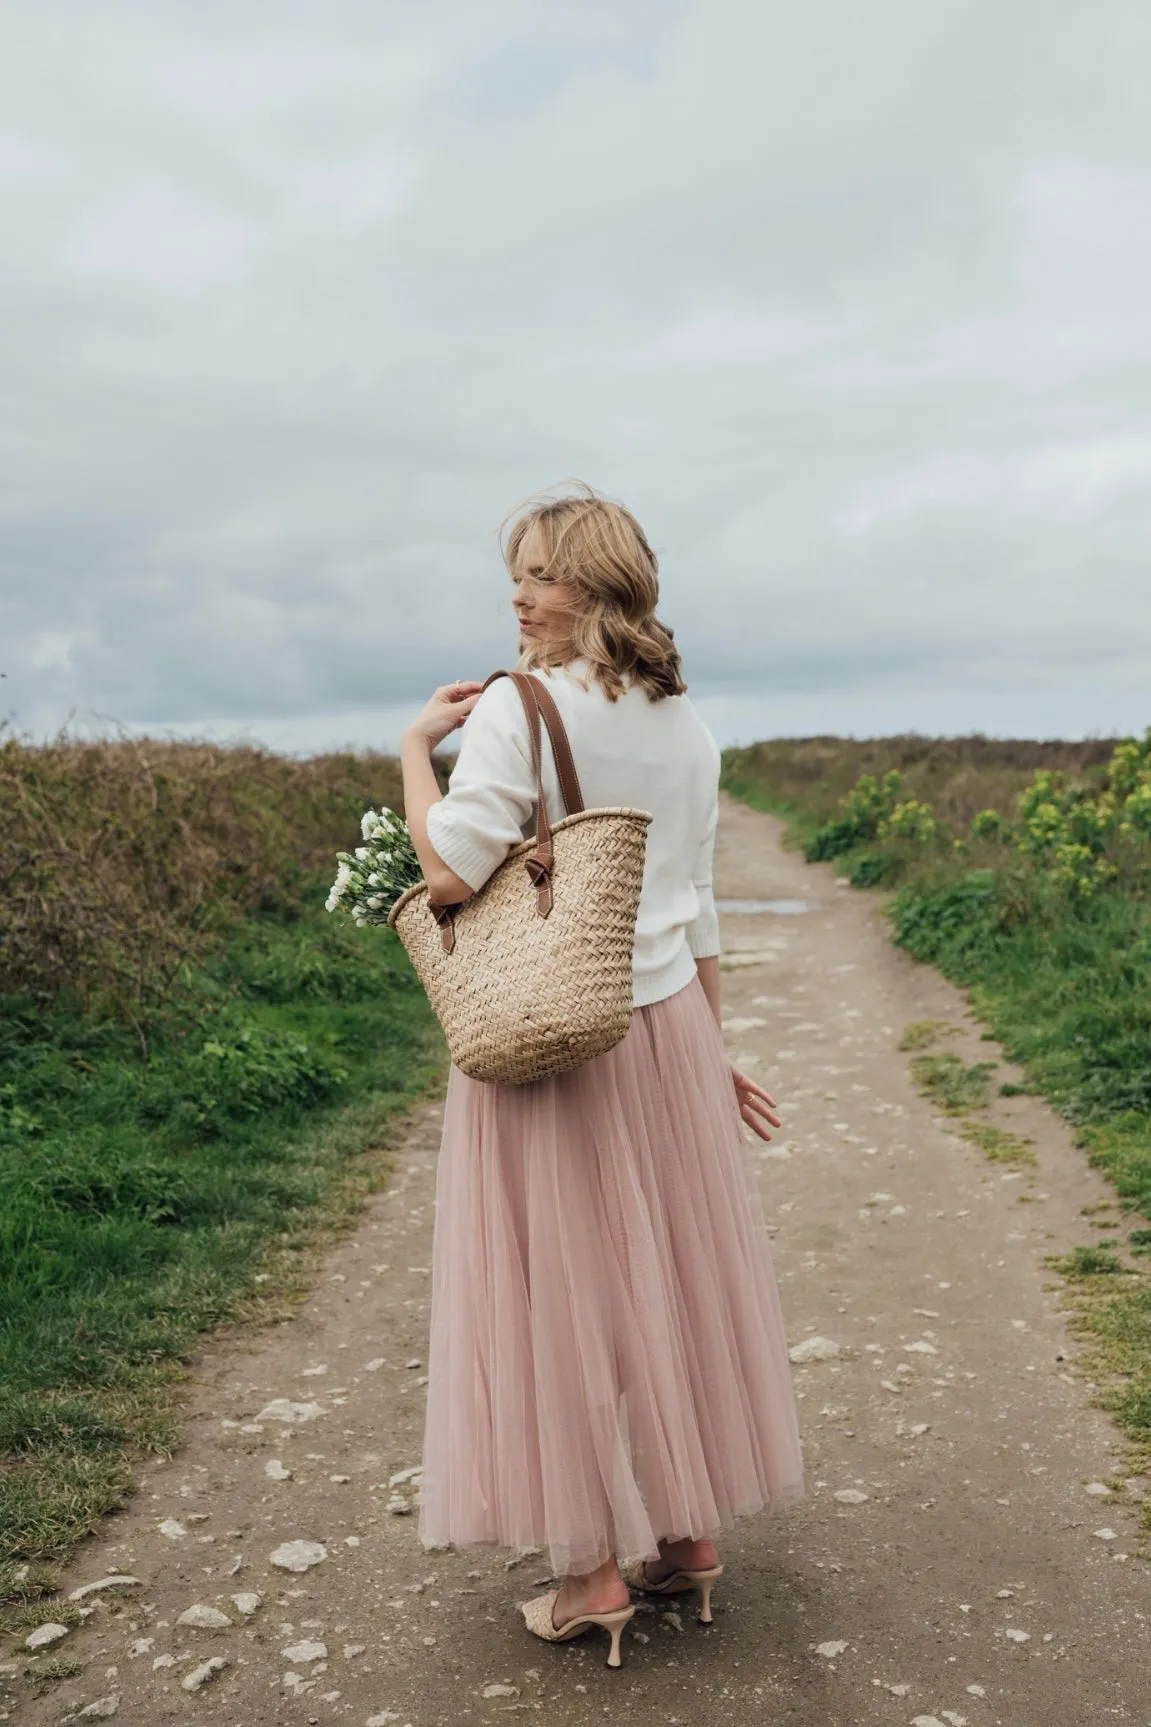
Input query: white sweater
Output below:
<box><xmin>425</xmin><ymin>659</ymin><xmax>722</xmax><ymax>1008</ymax></box>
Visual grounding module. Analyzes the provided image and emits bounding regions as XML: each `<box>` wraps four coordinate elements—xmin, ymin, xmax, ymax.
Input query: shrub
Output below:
<box><xmin>804</xmin><ymin>770</ymin><xmax>906</xmax><ymax>862</ymax></box>
<box><xmin>878</xmin><ymin>798</ymin><xmax>938</xmax><ymax>844</ymax></box>
<box><xmin>0</xmin><ymin>732</ymin><xmax>437</xmax><ymax>1028</ymax></box>
<box><xmin>889</xmin><ymin>870</ymin><xmax>1005</xmax><ymax>974</ymax></box>
<box><xmin>805</xmin><ymin>814</ymin><xmax>870</xmax><ymax>862</ymax></box>
<box><xmin>846</xmin><ymin>850</ymin><xmax>891</xmax><ymax>888</ymax></box>
<box><xmin>1121</xmin><ymin>781</ymin><xmax>1151</xmax><ymax>839</ymax></box>
<box><xmin>971</xmin><ymin>807</ymin><xmax>1010</xmax><ymax>842</ymax></box>
<box><xmin>802</xmin><ymin>726</ymin><xmax>1151</xmax><ymax>907</ymax></box>
<box><xmin>1107</xmin><ymin>728</ymin><xmax>1151</xmax><ymax>800</ymax></box>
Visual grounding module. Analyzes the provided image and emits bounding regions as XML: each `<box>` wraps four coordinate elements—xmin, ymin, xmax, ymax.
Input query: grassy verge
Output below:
<box><xmin>722</xmin><ymin>739</ymin><xmax>1151</xmax><ymax>1498</ymax></box>
<box><xmin>0</xmin><ymin>889</ymin><xmax>444</xmax><ymax>1590</ymax></box>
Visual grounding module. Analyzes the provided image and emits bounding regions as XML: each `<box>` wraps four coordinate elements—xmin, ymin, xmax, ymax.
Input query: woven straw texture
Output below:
<box><xmin>388</xmin><ymin>806</ymin><xmax>651</xmax><ymax>1085</ymax></box>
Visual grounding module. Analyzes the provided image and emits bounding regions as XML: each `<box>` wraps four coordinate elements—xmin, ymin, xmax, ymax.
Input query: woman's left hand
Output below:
<box><xmin>404</xmin><ymin>680</ymin><xmax>485</xmax><ymax>749</ymax></box>
<box><xmin>731</xmin><ymin>1065</ymin><xmax>782</xmax><ymax>1141</ymax></box>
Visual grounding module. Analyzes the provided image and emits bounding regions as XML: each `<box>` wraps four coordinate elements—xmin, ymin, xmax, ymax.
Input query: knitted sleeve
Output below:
<box><xmin>685</xmin><ymin>788</ymin><xmax>721</xmax><ymax>958</ymax></box>
<box><xmin>424</xmin><ymin>679</ymin><xmax>536</xmax><ymax>893</ymax></box>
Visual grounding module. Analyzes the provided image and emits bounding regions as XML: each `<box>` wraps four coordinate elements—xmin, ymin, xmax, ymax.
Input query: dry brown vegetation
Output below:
<box><xmin>725</xmin><ymin>734</ymin><xmax>1117</xmax><ymax>831</ymax></box>
<box><xmin>0</xmin><ymin>732</ymin><xmax>426</xmax><ymax>1029</ymax></box>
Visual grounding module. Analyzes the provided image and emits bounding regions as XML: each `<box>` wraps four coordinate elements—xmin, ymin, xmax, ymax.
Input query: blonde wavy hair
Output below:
<box><xmin>500</xmin><ymin>484</ymin><xmax>687</xmax><ymax>702</ymax></box>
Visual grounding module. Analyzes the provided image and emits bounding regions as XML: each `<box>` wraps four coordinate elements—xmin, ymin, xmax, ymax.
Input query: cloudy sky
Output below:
<box><xmin>2</xmin><ymin>0</ymin><xmax>1149</xmax><ymax>752</ymax></box>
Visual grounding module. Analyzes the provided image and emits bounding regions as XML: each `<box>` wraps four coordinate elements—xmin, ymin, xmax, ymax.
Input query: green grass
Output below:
<box><xmin>26</xmin><ymin>1656</ymin><xmax>86</xmax><ymax>1696</ymax></box>
<box><xmin>0</xmin><ymin>888</ymin><xmax>444</xmax><ymax>1582</ymax></box>
<box><xmin>894</xmin><ymin>877</ymin><xmax>1151</xmax><ymax>1478</ymax></box>
<box><xmin>958</xmin><ymin>1122</ymin><xmax>1037</xmax><ymax>1166</ymax></box>
<box><xmin>887</xmin><ymin>882</ymin><xmax>1151</xmax><ymax>1215</ymax></box>
<box><xmin>909</xmin><ymin>1052</ymin><xmax>997</xmax><ymax>1114</ymax></box>
<box><xmin>898</xmin><ymin>1018</ymin><xmax>958</xmax><ymax>1052</ymax></box>
<box><xmin>723</xmin><ymin>741</ymin><xmax>1151</xmax><ymax>1475</ymax></box>
<box><xmin>905</xmin><ymin>1047</ymin><xmax>1035</xmax><ymax>1166</ymax></box>
<box><xmin>0</xmin><ymin>1594</ymin><xmax>84</xmax><ymax>1636</ymax></box>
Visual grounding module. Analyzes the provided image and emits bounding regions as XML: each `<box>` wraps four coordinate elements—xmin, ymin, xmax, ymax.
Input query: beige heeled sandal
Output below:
<box><xmin>619</xmin><ymin>1556</ymin><xmax>725</xmax><ymax>1624</ymax></box>
<box><xmin>520</xmin><ymin>1590</ymin><xmax>636</xmax><ymax>1668</ymax></box>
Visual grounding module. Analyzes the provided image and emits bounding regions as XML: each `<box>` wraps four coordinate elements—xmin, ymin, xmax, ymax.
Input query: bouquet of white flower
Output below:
<box><xmin>326</xmin><ymin>806</ymin><xmax>423</xmax><ymax>927</ymax></box>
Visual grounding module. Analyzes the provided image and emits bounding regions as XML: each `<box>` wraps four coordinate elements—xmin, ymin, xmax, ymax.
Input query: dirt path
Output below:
<box><xmin>11</xmin><ymin>794</ymin><xmax>1151</xmax><ymax>1727</ymax></box>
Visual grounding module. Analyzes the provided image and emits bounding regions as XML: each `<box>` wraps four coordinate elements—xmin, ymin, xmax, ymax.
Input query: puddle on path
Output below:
<box><xmin>716</xmin><ymin>897</ymin><xmax>811</xmax><ymax>915</ymax></box>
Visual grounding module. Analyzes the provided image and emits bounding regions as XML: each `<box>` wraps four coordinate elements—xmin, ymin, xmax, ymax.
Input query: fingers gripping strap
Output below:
<box><xmin>427</xmin><ymin>668</ymin><xmax>571</xmax><ymax>944</ymax></box>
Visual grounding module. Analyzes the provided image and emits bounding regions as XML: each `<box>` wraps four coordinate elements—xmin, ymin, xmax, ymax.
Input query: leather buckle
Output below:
<box><xmin>523</xmin><ymin>852</ymin><xmax>554</xmax><ymax>918</ymax></box>
<box><xmin>428</xmin><ymin>901</ymin><xmax>457</xmax><ymax>953</ymax></box>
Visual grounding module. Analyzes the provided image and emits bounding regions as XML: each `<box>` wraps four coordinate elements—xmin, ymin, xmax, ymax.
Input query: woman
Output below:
<box><xmin>398</xmin><ymin>488</ymin><xmax>803</xmax><ymax>1667</ymax></box>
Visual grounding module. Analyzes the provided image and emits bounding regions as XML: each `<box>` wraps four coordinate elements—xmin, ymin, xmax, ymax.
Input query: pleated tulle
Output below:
<box><xmin>418</xmin><ymin>974</ymin><xmax>804</xmax><ymax>1576</ymax></box>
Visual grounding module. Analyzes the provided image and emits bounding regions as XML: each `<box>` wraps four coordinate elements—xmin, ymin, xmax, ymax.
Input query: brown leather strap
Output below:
<box><xmin>483</xmin><ymin>670</ymin><xmax>557</xmax><ymax>919</ymax></box>
<box><xmin>525</xmin><ymin>677</ymin><xmax>585</xmax><ymax>816</ymax></box>
<box><xmin>509</xmin><ymin>672</ymin><xmax>554</xmax><ymax>916</ymax></box>
<box><xmin>427</xmin><ymin>899</ymin><xmax>457</xmax><ymax>953</ymax></box>
<box><xmin>482</xmin><ymin>669</ymin><xmax>584</xmax><ymax>816</ymax></box>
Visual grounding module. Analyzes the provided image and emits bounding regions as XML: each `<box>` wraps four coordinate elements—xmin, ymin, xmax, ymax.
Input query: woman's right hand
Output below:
<box><xmin>731</xmin><ymin>1065</ymin><xmax>781</xmax><ymax>1141</ymax></box>
<box><xmin>403</xmin><ymin>680</ymin><xmax>485</xmax><ymax>750</ymax></box>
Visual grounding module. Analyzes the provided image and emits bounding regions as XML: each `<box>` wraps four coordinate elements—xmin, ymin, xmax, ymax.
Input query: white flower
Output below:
<box><xmin>335</xmin><ymin>863</ymin><xmax>351</xmax><ymax>889</ymax></box>
<box><xmin>367</xmin><ymin>873</ymin><xmax>381</xmax><ymax>886</ymax></box>
<box><xmin>361</xmin><ymin>810</ymin><xmax>377</xmax><ymax>840</ymax></box>
<box><xmin>324</xmin><ymin>894</ymin><xmax>337</xmax><ymax>912</ymax></box>
<box><xmin>354</xmin><ymin>846</ymin><xmax>369</xmax><ymax>860</ymax></box>
<box><xmin>367</xmin><ymin>895</ymin><xmax>383</xmax><ymax>910</ymax></box>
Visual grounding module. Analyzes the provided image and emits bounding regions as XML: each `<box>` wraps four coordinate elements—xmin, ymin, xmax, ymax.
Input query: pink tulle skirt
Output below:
<box><xmin>418</xmin><ymin>974</ymin><xmax>804</xmax><ymax>1576</ymax></box>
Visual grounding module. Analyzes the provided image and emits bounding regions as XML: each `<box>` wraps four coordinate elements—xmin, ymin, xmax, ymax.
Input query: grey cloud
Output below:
<box><xmin>1</xmin><ymin>0</ymin><xmax>1150</xmax><ymax>748</ymax></box>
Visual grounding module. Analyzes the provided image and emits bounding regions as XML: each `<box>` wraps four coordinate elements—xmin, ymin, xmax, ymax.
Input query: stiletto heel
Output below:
<box><xmin>521</xmin><ymin>1592</ymin><xmax>636</xmax><ymax>1667</ymax></box>
<box><xmin>619</xmin><ymin>1557</ymin><xmax>724</xmax><ymax>1624</ymax></box>
<box><xmin>604</xmin><ymin>1610</ymin><xmax>630</xmax><ymax>1668</ymax></box>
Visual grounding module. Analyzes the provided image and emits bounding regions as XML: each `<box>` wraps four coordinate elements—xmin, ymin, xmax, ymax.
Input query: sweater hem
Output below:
<box><xmin>632</xmin><ymin>941</ymin><xmax>699</xmax><ymax>1008</ymax></box>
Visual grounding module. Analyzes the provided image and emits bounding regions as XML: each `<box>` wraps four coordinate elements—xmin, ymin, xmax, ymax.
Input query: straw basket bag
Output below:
<box><xmin>387</xmin><ymin>670</ymin><xmax>652</xmax><ymax>1085</ymax></box>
